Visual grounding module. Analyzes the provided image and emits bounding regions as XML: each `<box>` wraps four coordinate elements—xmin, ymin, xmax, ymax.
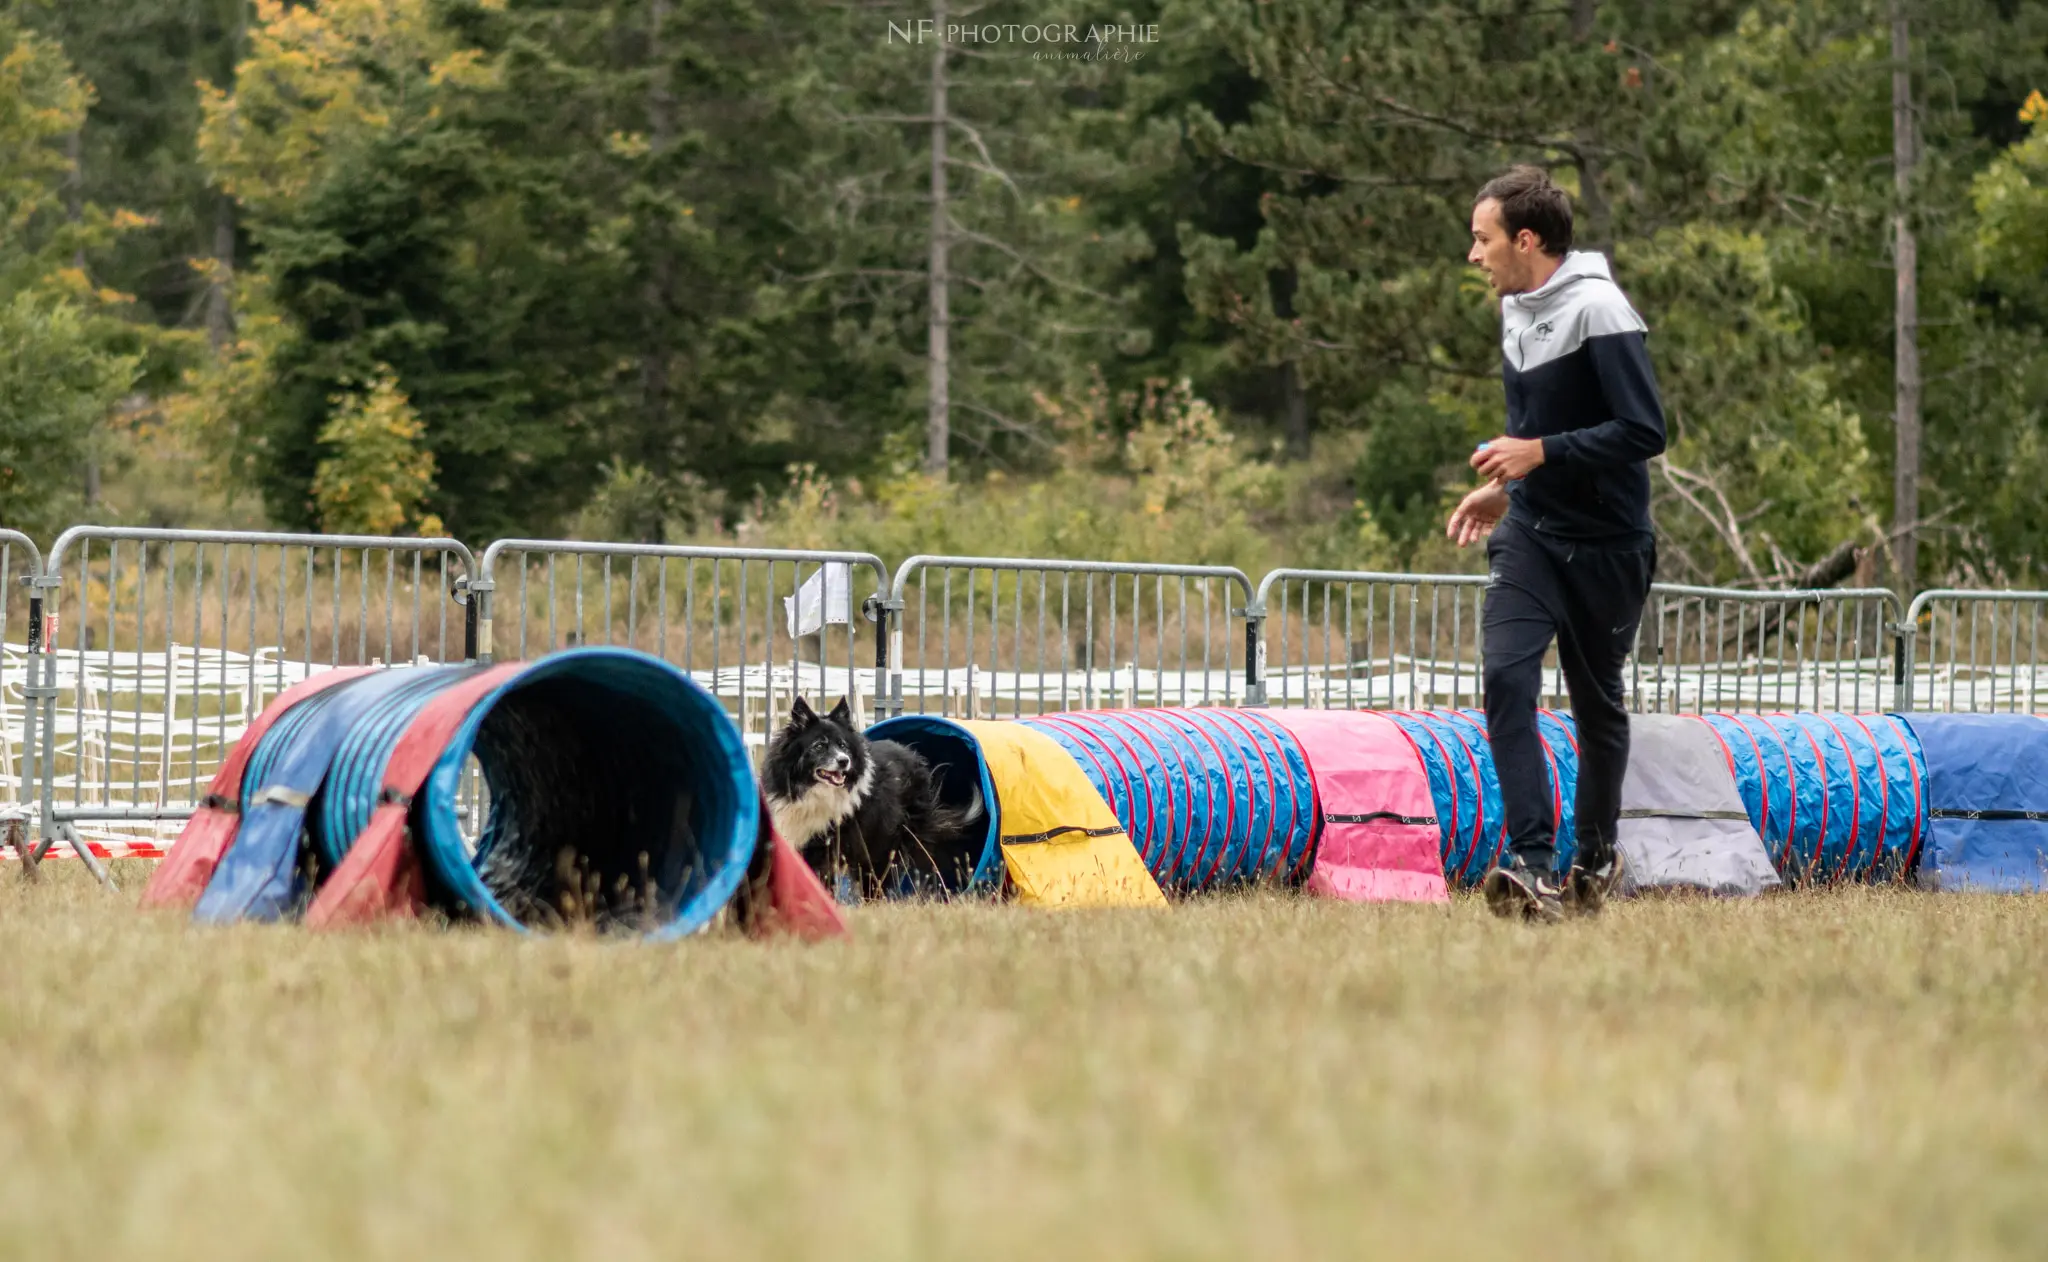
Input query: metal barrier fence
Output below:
<box><xmin>1900</xmin><ymin>590</ymin><xmax>2048</xmax><ymax>713</ymax></box>
<box><xmin>7</xmin><ymin>522</ymin><xmax>2048</xmax><ymax>867</ymax></box>
<box><xmin>886</xmin><ymin>556</ymin><xmax>1256</xmax><ymax>717</ymax></box>
<box><xmin>1253</xmin><ymin>570</ymin><xmax>1907</xmax><ymax>715</ymax></box>
<box><xmin>31</xmin><ymin>527</ymin><xmax>475</xmax><ymax>868</ymax></box>
<box><xmin>473</xmin><ymin>540</ymin><xmax>891</xmax><ymax>747</ymax></box>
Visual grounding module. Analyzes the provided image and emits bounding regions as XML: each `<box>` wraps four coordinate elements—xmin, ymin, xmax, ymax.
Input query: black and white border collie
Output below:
<box><xmin>761</xmin><ymin>697</ymin><xmax>985</xmax><ymax>898</ymax></box>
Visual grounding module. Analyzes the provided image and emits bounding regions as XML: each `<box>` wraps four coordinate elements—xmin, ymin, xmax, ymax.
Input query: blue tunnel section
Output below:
<box><xmin>1694</xmin><ymin>713</ymin><xmax>1922</xmax><ymax>883</ymax></box>
<box><xmin>1018</xmin><ymin>708</ymin><xmax>1318</xmax><ymax>892</ymax></box>
<box><xmin>314</xmin><ymin>665</ymin><xmax>484</xmax><ymax>867</ymax></box>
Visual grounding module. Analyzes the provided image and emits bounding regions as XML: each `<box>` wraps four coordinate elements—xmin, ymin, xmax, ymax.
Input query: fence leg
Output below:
<box><xmin>60</xmin><ymin>822</ymin><xmax>116</xmax><ymax>892</ymax></box>
<box><xmin>866</xmin><ymin>594</ymin><xmax>899</xmax><ymax>724</ymax></box>
<box><xmin>17</xmin><ymin>584</ymin><xmax>43</xmax><ymax>873</ymax></box>
<box><xmin>1893</xmin><ymin>620</ymin><xmax>1916</xmax><ymax>712</ymax></box>
<box><xmin>1241</xmin><ymin>604</ymin><xmax>1267</xmax><ymax>708</ymax></box>
<box><xmin>28</xmin><ymin>575</ymin><xmax>60</xmax><ymax>864</ymax></box>
<box><xmin>467</xmin><ymin>578</ymin><xmax>495</xmax><ymax>665</ymax></box>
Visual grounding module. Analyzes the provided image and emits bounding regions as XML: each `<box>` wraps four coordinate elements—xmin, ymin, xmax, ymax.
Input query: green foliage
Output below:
<box><xmin>0</xmin><ymin>292</ymin><xmax>138</xmax><ymax>536</ymax></box>
<box><xmin>12</xmin><ymin>0</ymin><xmax>2048</xmax><ymax>591</ymax></box>
<box><xmin>1621</xmin><ymin>225</ymin><xmax>1877</xmax><ymax>583</ymax></box>
<box><xmin>309</xmin><ymin>366</ymin><xmax>439</xmax><ymax>536</ymax></box>
<box><xmin>1974</xmin><ymin>91</ymin><xmax>2048</xmax><ymax>290</ymax></box>
<box><xmin>0</xmin><ymin>17</ymin><xmax>143</xmax><ymax>533</ymax></box>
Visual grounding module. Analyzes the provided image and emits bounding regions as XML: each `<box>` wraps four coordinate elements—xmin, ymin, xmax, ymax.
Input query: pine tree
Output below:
<box><xmin>774</xmin><ymin>0</ymin><xmax>1153</xmax><ymax>477</ymax></box>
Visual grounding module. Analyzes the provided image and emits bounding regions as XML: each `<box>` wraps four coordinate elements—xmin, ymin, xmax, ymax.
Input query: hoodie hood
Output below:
<box><xmin>1496</xmin><ymin>250</ymin><xmax>1648</xmax><ymax>374</ymax></box>
<box><xmin>1504</xmin><ymin>250</ymin><xmax>1617</xmax><ymax>316</ymax></box>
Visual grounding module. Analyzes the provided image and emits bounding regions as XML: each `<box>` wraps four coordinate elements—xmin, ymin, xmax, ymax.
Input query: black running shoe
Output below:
<box><xmin>1482</xmin><ymin>857</ymin><xmax>1565</xmax><ymax>924</ymax></box>
<box><xmin>1564</xmin><ymin>846</ymin><xmax>1627</xmax><ymax>919</ymax></box>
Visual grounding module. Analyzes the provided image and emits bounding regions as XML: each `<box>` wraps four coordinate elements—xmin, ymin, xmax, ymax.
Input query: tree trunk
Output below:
<box><xmin>1570</xmin><ymin>0</ymin><xmax>1611</xmax><ymax>252</ymax></box>
<box><xmin>1890</xmin><ymin>0</ymin><xmax>1921</xmax><ymax>592</ymax></box>
<box><xmin>63</xmin><ymin>127</ymin><xmax>83</xmax><ymax>256</ymax></box>
<box><xmin>1279</xmin><ymin>363</ymin><xmax>1310</xmax><ymax>461</ymax></box>
<box><xmin>639</xmin><ymin>0</ymin><xmax>676</xmax><ymax>537</ymax></box>
<box><xmin>1269</xmin><ymin>268</ymin><xmax>1311</xmax><ymax>459</ymax></box>
<box><xmin>205</xmin><ymin>0</ymin><xmax>247</xmax><ymax>351</ymax></box>
<box><xmin>67</xmin><ymin>126</ymin><xmax>98</xmax><ymax>507</ymax></box>
<box><xmin>925</xmin><ymin>0</ymin><xmax>951</xmax><ymax>478</ymax></box>
<box><xmin>205</xmin><ymin>195</ymin><xmax>235</xmax><ymax>350</ymax></box>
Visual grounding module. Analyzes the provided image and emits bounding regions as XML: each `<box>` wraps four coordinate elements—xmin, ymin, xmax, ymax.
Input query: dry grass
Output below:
<box><xmin>0</xmin><ymin>864</ymin><xmax>2043</xmax><ymax>1260</ymax></box>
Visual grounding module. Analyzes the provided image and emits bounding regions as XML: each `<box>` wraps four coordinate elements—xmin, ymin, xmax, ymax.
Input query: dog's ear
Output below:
<box><xmin>789</xmin><ymin>697</ymin><xmax>818</xmax><ymax>729</ymax></box>
<box><xmin>827</xmin><ymin>696</ymin><xmax>853</xmax><ymax>727</ymax></box>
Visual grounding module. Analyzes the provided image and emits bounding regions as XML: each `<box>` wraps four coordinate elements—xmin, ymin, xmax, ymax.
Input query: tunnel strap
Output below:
<box><xmin>1930</xmin><ymin>808</ymin><xmax>2048</xmax><ymax>821</ymax></box>
<box><xmin>1001</xmin><ymin>824</ymin><xmax>1124</xmax><ymax>846</ymax></box>
<box><xmin>1324</xmin><ymin>811</ymin><xmax>1437</xmax><ymax>827</ymax></box>
<box><xmin>1618</xmin><ymin>808</ymin><xmax>1753</xmax><ymax>821</ymax></box>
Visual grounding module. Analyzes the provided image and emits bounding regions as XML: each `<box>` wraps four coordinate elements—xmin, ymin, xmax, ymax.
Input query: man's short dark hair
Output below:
<box><xmin>1475</xmin><ymin>166</ymin><xmax>1573</xmax><ymax>257</ymax></box>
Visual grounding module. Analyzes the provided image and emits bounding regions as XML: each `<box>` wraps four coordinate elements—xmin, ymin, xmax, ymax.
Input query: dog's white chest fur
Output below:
<box><xmin>768</xmin><ymin>762</ymin><xmax>875</xmax><ymax>847</ymax></box>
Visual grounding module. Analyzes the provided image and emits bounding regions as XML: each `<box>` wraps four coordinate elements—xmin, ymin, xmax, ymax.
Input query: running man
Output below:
<box><xmin>1447</xmin><ymin>165</ymin><xmax>1667</xmax><ymax>922</ymax></box>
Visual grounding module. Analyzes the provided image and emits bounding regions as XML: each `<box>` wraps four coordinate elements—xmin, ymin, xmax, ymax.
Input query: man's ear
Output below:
<box><xmin>789</xmin><ymin>697</ymin><xmax>818</xmax><ymax>729</ymax></box>
<box><xmin>827</xmin><ymin>697</ymin><xmax>853</xmax><ymax>727</ymax></box>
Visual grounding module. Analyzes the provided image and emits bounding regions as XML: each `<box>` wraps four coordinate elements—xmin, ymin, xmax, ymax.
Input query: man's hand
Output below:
<box><xmin>1472</xmin><ymin>436</ymin><xmax>1545</xmax><ymax>482</ymax></box>
<box><xmin>1446</xmin><ymin>481</ymin><xmax>1510</xmax><ymax>548</ymax></box>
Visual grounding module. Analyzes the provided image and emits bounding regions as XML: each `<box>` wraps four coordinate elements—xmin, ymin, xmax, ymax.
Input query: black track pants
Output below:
<box><xmin>1481</xmin><ymin>517</ymin><xmax>1655</xmax><ymax>874</ymax></box>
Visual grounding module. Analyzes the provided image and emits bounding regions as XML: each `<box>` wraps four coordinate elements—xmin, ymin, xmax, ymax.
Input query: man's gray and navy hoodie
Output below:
<box><xmin>1498</xmin><ymin>250</ymin><xmax>1667</xmax><ymax>546</ymax></box>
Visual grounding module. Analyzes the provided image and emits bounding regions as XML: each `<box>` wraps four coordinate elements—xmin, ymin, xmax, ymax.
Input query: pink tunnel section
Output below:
<box><xmin>1254</xmin><ymin>709</ymin><xmax>1449</xmax><ymax>904</ymax></box>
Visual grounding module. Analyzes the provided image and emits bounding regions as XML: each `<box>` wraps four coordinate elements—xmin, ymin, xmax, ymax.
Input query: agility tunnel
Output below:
<box><xmin>965</xmin><ymin>705</ymin><xmax>1948</xmax><ymax>896</ymax></box>
<box><xmin>144</xmin><ymin>648</ymin><xmax>842</xmax><ymax>939</ymax></box>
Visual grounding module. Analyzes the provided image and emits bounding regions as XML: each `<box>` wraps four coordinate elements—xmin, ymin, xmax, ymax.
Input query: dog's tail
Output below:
<box><xmin>926</xmin><ymin>780</ymin><xmax>984</xmax><ymax>833</ymax></box>
<box><xmin>920</xmin><ymin>767</ymin><xmax>986</xmax><ymax>839</ymax></box>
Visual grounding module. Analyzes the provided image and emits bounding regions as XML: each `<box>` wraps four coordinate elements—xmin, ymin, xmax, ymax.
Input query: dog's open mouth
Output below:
<box><xmin>815</xmin><ymin>768</ymin><xmax>847</xmax><ymax>787</ymax></box>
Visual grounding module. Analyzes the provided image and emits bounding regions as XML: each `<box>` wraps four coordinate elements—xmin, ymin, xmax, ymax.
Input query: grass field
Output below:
<box><xmin>1</xmin><ymin>865</ymin><xmax>2043</xmax><ymax>1261</ymax></box>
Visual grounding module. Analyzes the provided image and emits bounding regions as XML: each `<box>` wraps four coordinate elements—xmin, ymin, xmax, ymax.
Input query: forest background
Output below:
<box><xmin>3</xmin><ymin>0</ymin><xmax>2047</xmax><ymax>592</ymax></box>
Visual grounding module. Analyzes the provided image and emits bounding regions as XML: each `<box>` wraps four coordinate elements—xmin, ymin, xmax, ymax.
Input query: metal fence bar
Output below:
<box><xmin>33</xmin><ymin>527</ymin><xmax>474</xmax><ymax>863</ymax></box>
<box><xmin>474</xmin><ymin>540</ymin><xmax>890</xmax><ymax>746</ymax></box>
<box><xmin>1901</xmin><ymin>590</ymin><xmax>2048</xmax><ymax>713</ymax></box>
<box><xmin>889</xmin><ymin>555</ymin><xmax>1255</xmax><ymax>717</ymax></box>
